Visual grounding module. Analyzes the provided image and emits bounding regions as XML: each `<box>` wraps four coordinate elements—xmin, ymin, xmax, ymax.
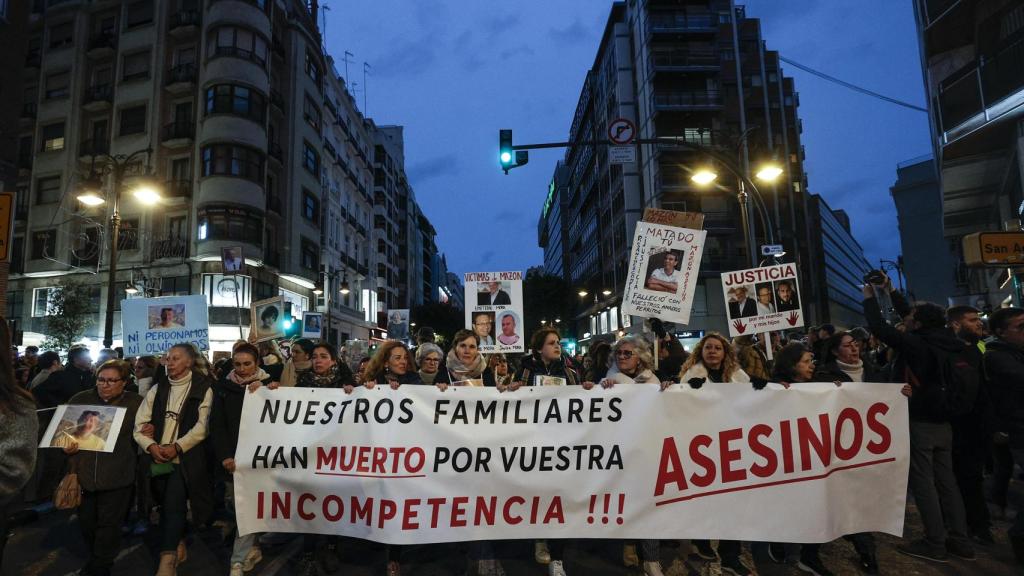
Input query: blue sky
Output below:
<box><xmin>325</xmin><ymin>0</ymin><xmax>932</xmax><ymax>275</ymax></box>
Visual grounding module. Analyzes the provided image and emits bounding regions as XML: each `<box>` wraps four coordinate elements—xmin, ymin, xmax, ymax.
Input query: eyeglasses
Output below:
<box><xmin>474</xmin><ymin>321</ymin><xmax>492</xmax><ymax>327</ymax></box>
<box><xmin>615</xmin><ymin>350</ymin><xmax>635</xmax><ymax>358</ymax></box>
<box><xmin>97</xmin><ymin>378</ymin><xmax>124</xmax><ymax>386</ymax></box>
<box><xmin>422</xmin><ymin>357</ymin><xmax>440</xmax><ymax>363</ymax></box>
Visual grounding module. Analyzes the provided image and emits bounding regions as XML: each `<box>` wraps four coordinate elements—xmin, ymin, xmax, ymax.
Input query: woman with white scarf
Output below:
<box><xmin>443</xmin><ymin>329</ymin><xmax>497</xmax><ymax>389</ymax></box>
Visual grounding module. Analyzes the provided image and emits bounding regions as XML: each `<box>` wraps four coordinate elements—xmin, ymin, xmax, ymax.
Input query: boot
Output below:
<box><xmin>623</xmin><ymin>543</ymin><xmax>639</xmax><ymax>567</ymax></box>
<box><xmin>156</xmin><ymin>552</ymin><xmax>177</xmax><ymax>576</ymax></box>
<box><xmin>176</xmin><ymin>540</ymin><xmax>188</xmax><ymax>564</ymax></box>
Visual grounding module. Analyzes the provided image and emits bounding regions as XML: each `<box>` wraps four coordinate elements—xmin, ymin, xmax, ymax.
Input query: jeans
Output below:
<box><xmin>908</xmin><ymin>421</ymin><xmax>968</xmax><ymax>545</ymax></box>
<box><xmin>78</xmin><ymin>486</ymin><xmax>133</xmax><ymax>573</ymax></box>
<box><xmin>151</xmin><ymin>466</ymin><xmax>189</xmax><ymax>553</ymax></box>
<box><xmin>225</xmin><ymin>482</ymin><xmax>257</xmax><ymax>564</ymax></box>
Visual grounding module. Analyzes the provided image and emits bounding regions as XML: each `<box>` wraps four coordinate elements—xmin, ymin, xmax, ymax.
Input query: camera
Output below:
<box><xmin>863</xmin><ymin>270</ymin><xmax>886</xmax><ymax>286</ymax></box>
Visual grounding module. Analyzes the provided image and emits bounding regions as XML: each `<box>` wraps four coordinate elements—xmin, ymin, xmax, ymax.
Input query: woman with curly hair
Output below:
<box><xmin>362</xmin><ymin>340</ymin><xmax>422</xmax><ymax>388</ymax></box>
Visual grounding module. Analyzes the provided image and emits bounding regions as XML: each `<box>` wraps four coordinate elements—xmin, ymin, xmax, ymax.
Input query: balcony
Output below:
<box><xmin>648</xmin><ymin>49</ymin><xmax>719</xmax><ymax>76</ymax></box>
<box><xmin>919</xmin><ymin>0</ymin><xmax>961</xmax><ymax>27</ymax></box>
<box><xmin>165</xmin><ymin>63</ymin><xmax>197</xmax><ymax>94</ymax></box>
<box><xmin>78</xmin><ymin>139</ymin><xmax>110</xmax><ymax>161</ymax></box>
<box><xmin>82</xmin><ymin>84</ymin><xmax>113</xmax><ymax>112</ymax></box>
<box><xmin>268</xmin><ymin>141</ymin><xmax>283</xmax><ymax>163</ymax></box>
<box><xmin>86</xmin><ymin>32</ymin><xmax>117</xmax><ymax>59</ymax></box>
<box><xmin>647</xmin><ymin>12</ymin><xmax>717</xmax><ymax>35</ymax></box>
<box><xmin>160</xmin><ymin>122</ymin><xmax>194</xmax><ymax>148</ymax></box>
<box><xmin>652</xmin><ymin>90</ymin><xmax>723</xmax><ymax>110</ymax></box>
<box><xmin>168</xmin><ymin>10</ymin><xmax>201</xmax><ymax>36</ymax></box>
<box><xmin>150</xmin><ymin>237</ymin><xmax>189</xmax><ymax>260</ymax></box>
<box><xmin>212</xmin><ymin>45</ymin><xmax>266</xmax><ymax>68</ymax></box>
<box><xmin>936</xmin><ymin>36</ymin><xmax>1024</xmax><ymax>144</ymax></box>
<box><xmin>164</xmin><ymin>179</ymin><xmax>192</xmax><ymax>201</ymax></box>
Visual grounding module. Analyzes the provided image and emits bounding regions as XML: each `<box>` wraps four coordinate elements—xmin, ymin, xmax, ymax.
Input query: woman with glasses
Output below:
<box><xmin>212</xmin><ymin>343</ymin><xmax>272</xmax><ymax>576</ymax></box>
<box><xmin>415</xmin><ymin>343</ymin><xmax>451</xmax><ymax>386</ymax></box>
<box><xmin>62</xmin><ymin>359</ymin><xmax>142</xmax><ymax>576</ymax></box>
<box><xmin>134</xmin><ymin>344</ymin><xmax>215</xmax><ymax>576</ymax></box>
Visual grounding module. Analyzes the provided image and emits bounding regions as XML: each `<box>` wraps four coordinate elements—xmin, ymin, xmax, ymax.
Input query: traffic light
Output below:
<box><xmin>499</xmin><ymin>129</ymin><xmax>528</xmax><ymax>174</ymax></box>
<box><xmin>282</xmin><ymin>302</ymin><xmax>301</xmax><ymax>338</ymax></box>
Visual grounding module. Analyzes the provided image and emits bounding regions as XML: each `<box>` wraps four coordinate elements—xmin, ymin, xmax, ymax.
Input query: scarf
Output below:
<box><xmin>228</xmin><ymin>367</ymin><xmax>271</xmax><ymax>386</ymax></box>
<box><xmin>445</xmin><ymin>348</ymin><xmax>487</xmax><ymax>381</ymax></box>
<box><xmin>281</xmin><ymin>359</ymin><xmax>312</xmax><ymax>387</ymax></box>
<box><xmin>837</xmin><ymin>359</ymin><xmax>864</xmax><ymax>382</ymax></box>
<box><xmin>419</xmin><ymin>370</ymin><xmax>438</xmax><ymax>385</ymax></box>
<box><xmin>306</xmin><ymin>364</ymin><xmax>339</xmax><ymax>388</ymax></box>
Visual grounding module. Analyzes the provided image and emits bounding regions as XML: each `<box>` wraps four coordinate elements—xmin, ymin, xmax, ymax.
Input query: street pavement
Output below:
<box><xmin>3</xmin><ymin>499</ymin><xmax>1022</xmax><ymax>575</ymax></box>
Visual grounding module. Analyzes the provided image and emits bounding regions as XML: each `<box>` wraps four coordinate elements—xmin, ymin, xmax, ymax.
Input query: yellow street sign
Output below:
<box><xmin>0</xmin><ymin>193</ymin><xmax>13</xmax><ymax>263</ymax></box>
<box><xmin>962</xmin><ymin>232</ymin><xmax>1024</xmax><ymax>267</ymax></box>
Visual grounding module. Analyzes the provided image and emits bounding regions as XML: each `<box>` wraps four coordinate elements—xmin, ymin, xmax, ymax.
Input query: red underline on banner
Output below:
<box><xmin>314</xmin><ymin>471</ymin><xmax>427</xmax><ymax>479</ymax></box>
<box><xmin>654</xmin><ymin>457</ymin><xmax>896</xmax><ymax>507</ymax></box>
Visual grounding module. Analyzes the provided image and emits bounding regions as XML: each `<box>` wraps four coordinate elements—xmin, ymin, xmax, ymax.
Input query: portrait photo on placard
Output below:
<box><xmin>251</xmin><ymin>297</ymin><xmax>284</xmax><ymax>342</ymax></box>
<box><xmin>726</xmin><ymin>284</ymin><xmax>758</xmax><ymax>319</ymax></box>
<box><xmin>45</xmin><ymin>405</ymin><xmax>120</xmax><ymax>452</ymax></box>
<box><xmin>774</xmin><ymin>279</ymin><xmax>800</xmax><ymax>312</ymax></box>
<box><xmin>471</xmin><ymin>311</ymin><xmax>496</xmax><ymax>346</ymax></box>
<box><xmin>148</xmin><ymin>304</ymin><xmax>186</xmax><ymax>330</ymax></box>
<box><xmin>754</xmin><ymin>282</ymin><xmax>776</xmax><ymax>315</ymax></box>
<box><xmin>495</xmin><ymin>311</ymin><xmax>521</xmax><ymax>346</ymax></box>
<box><xmin>644</xmin><ymin>249</ymin><xmax>684</xmax><ymax>294</ymax></box>
<box><xmin>387</xmin><ymin>310</ymin><xmax>409</xmax><ymax>340</ymax></box>
<box><xmin>476</xmin><ymin>281</ymin><xmax>512</xmax><ymax>306</ymax></box>
<box><xmin>221</xmin><ymin>246</ymin><xmax>244</xmax><ymax>272</ymax></box>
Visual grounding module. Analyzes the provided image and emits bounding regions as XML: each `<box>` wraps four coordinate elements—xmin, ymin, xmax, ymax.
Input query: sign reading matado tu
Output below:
<box><xmin>233</xmin><ymin>383</ymin><xmax>909</xmax><ymax>544</ymax></box>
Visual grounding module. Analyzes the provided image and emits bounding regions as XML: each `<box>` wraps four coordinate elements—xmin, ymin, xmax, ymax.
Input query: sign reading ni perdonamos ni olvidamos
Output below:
<box><xmin>465</xmin><ymin>271</ymin><xmax>524</xmax><ymax>355</ymax></box>
<box><xmin>721</xmin><ymin>263</ymin><xmax>804</xmax><ymax>337</ymax></box>
<box><xmin>121</xmin><ymin>295</ymin><xmax>210</xmax><ymax>356</ymax></box>
<box><xmin>232</xmin><ymin>383</ymin><xmax>909</xmax><ymax>544</ymax></box>
<box><xmin>621</xmin><ymin>222</ymin><xmax>706</xmax><ymax>325</ymax></box>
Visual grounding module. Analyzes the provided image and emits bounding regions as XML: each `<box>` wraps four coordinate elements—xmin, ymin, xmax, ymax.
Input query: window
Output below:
<box><xmin>36</xmin><ymin>176</ymin><xmax>61</xmax><ymax>204</ymax></box>
<box><xmin>302</xmin><ymin>189</ymin><xmax>319</xmax><ymax>224</ymax></box>
<box><xmin>119</xmin><ymin>105</ymin><xmax>147</xmax><ymax>135</ymax></box>
<box><xmin>305</xmin><ymin>50</ymin><xmax>322</xmax><ymax>88</ymax></box>
<box><xmin>125</xmin><ymin>0</ymin><xmax>154</xmax><ymax>29</ymax></box>
<box><xmin>303</xmin><ymin>94</ymin><xmax>320</xmax><ymax>132</ymax></box>
<box><xmin>209</xmin><ymin>26</ymin><xmax>268</xmax><ymax>67</ymax></box>
<box><xmin>32</xmin><ymin>287</ymin><xmax>56</xmax><ymax>317</ymax></box>
<box><xmin>118</xmin><ymin>218</ymin><xmax>140</xmax><ymax>250</ymax></box>
<box><xmin>41</xmin><ymin>123</ymin><xmax>65</xmax><ymax>152</ymax></box>
<box><xmin>159</xmin><ymin>276</ymin><xmax>190</xmax><ymax>296</ymax></box>
<box><xmin>300</xmin><ymin>238</ymin><xmax>319</xmax><ymax>271</ymax></box>
<box><xmin>31</xmin><ymin>230</ymin><xmax>56</xmax><ymax>260</ymax></box>
<box><xmin>167</xmin><ymin>215</ymin><xmax>187</xmax><ymax>239</ymax></box>
<box><xmin>48</xmin><ymin>22</ymin><xmax>73</xmax><ymax>49</ymax></box>
<box><xmin>44</xmin><ymin>71</ymin><xmax>69</xmax><ymax>99</ymax></box>
<box><xmin>302</xmin><ymin>141</ymin><xmax>319</xmax><ymax>175</ymax></box>
<box><xmin>201</xmin><ymin>144</ymin><xmax>264</xmax><ymax>183</ymax></box>
<box><xmin>196</xmin><ymin>205</ymin><xmax>263</xmax><ymax>245</ymax></box>
<box><xmin>204</xmin><ymin>84</ymin><xmax>266</xmax><ymax>123</ymax></box>
<box><xmin>122</xmin><ymin>51</ymin><xmax>150</xmax><ymax>81</ymax></box>
<box><xmin>5</xmin><ymin>289</ymin><xmax>23</xmax><ymax>320</ymax></box>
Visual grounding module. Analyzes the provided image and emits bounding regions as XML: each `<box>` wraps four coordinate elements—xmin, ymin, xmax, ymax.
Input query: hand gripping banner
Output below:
<box><xmin>233</xmin><ymin>383</ymin><xmax>909</xmax><ymax>544</ymax></box>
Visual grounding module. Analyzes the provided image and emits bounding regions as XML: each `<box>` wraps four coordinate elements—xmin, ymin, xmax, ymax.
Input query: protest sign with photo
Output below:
<box><xmin>251</xmin><ymin>296</ymin><xmax>285</xmax><ymax>342</ymax></box>
<box><xmin>121</xmin><ymin>295</ymin><xmax>209</xmax><ymax>356</ymax></box>
<box><xmin>40</xmin><ymin>404</ymin><xmax>127</xmax><ymax>453</ymax></box>
<box><xmin>721</xmin><ymin>263</ymin><xmax>804</xmax><ymax>337</ymax></box>
<box><xmin>387</xmin><ymin>309</ymin><xmax>410</xmax><ymax>341</ymax></box>
<box><xmin>464</xmin><ymin>271</ymin><xmax>524</xmax><ymax>353</ymax></box>
<box><xmin>621</xmin><ymin>222</ymin><xmax>706</xmax><ymax>325</ymax></box>
<box><xmin>302</xmin><ymin>312</ymin><xmax>323</xmax><ymax>339</ymax></box>
<box><xmin>233</xmin><ymin>383</ymin><xmax>909</xmax><ymax>544</ymax></box>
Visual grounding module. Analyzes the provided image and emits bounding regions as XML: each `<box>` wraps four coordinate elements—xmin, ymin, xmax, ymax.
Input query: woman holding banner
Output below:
<box><xmin>444</xmin><ymin>329</ymin><xmax>497</xmax><ymax>388</ymax></box>
<box><xmin>415</xmin><ymin>343</ymin><xmax>451</xmax><ymax>386</ymax></box>
<box><xmin>363</xmin><ymin>341</ymin><xmax>422</xmax><ymax>388</ymax></box>
<box><xmin>669</xmin><ymin>333</ymin><xmax>758</xmax><ymax>576</ymax></box>
<box><xmin>134</xmin><ymin>343</ymin><xmax>215</xmax><ymax>576</ymax></box>
<box><xmin>212</xmin><ymin>344</ymin><xmax>272</xmax><ymax>576</ymax></box>
<box><xmin>297</xmin><ymin>343</ymin><xmax>355</xmax><ymax>389</ymax></box>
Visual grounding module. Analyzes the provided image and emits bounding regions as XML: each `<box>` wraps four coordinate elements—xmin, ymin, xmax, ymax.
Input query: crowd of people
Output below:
<box><xmin>0</xmin><ymin>271</ymin><xmax>1023</xmax><ymax>576</ymax></box>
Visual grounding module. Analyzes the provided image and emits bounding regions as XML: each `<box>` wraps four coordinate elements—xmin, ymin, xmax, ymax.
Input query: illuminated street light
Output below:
<box><xmin>77</xmin><ymin>192</ymin><xmax>106</xmax><ymax>206</ymax></box>
<box><xmin>755</xmin><ymin>163</ymin><xmax>784</xmax><ymax>182</ymax></box>
<box><xmin>577</xmin><ymin>289</ymin><xmax>589</xmax><ymax>297</ymax></box>
<box><xmin>690</xmin><ymin>168</ymin><xmax>718</xmax><ymax>186</ymax></box>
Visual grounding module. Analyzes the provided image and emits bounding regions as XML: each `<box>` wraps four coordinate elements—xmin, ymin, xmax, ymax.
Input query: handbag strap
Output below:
<box><xmin>161</xmin><ymin>379</ymin><xmax>192</xmax><ymax>445</ymax></box>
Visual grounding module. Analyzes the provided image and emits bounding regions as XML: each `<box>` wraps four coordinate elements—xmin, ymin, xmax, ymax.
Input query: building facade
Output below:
<box><xmin>913</xmin><ymin>0</ymin><xmax>1024</xmax><ymax>308</ymax></box>
<box><xmin>541</xmin><ymin>1</ymin><xmax>819</xmax><ymax>343</ymax></box>
<box><xmin>6</xmin><ymin>0</ymin><xmax>440</xmax><ymax>352</ymax></box>
<box><xmin>806</xmin><ymin>194</ymin><xmax>873</xmax><ymax>329</ymax></box>
<box><xmin>890</xmin><ymin>155</ymin><xmax>957</xmax><ymax>305</ymax></box>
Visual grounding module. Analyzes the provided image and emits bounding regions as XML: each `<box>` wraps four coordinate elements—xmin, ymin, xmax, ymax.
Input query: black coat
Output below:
<box><xmin>33</xmin><ymin>365</ymin><xmax>96</xmax><ymax>409</ymax></box>
<box><xmin>66</xmin><ymin>388</ymin><xmax>143</xmax><ymax>492</ymax></box>
<box><xmin>813</xmin><ymin>361</ymin><xmax>887</xmax><ymax>384</ymax></box>
<box><xmin>729</xmin><ymin>298</ymin><xmax>758</xmax><ymax>318</ymax></box>
<box><xmin>515</xmin><ymin>353</ymin><xmax>580</xmax><ymax>387</ymax></box>
<box><xmin>210</xmin><ymin>374</ymin><xmax>272</xmax><ymax>471</ymax></box>
<box><xmin>985</xmin><ymin>339</ymin><xmax>1024</xmax><ymax>448</ymax></box>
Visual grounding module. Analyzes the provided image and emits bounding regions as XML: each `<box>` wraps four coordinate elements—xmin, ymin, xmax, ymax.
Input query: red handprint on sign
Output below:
<box><xmin>785</xmin><ymin>311</ymin><xmax>800</xmax><ymax>326</ymax></box>
<box><xmin>732</xmin><ymin>319</ymin><xmax>747</xmax><ymax>334</ymax></box>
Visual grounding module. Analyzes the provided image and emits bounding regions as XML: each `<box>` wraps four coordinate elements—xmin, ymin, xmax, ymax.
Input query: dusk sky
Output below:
<box><xmin>325</xmin><ymin>1</ymin><xmax>932</xmax><ymax>275</ymax></box>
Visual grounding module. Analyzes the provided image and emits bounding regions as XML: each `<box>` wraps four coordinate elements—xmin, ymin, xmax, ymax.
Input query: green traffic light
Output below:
<box><xmin>500</xmin><ymin>151</ymin><xmax>512</xmax><ymax>164</ymax></box>
<box><xmin>283</xmin><ymin>319</ymin><xmax>293</xmax><ymax>329</ymax></box>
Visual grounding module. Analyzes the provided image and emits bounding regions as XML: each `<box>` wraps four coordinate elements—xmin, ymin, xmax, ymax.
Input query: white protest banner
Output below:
<box><xmin>721</xmin><ymin>263</ymin><xmax>804</xmax><ymax>337</ymax></box>
<box><xmin>464</xmin><ymin>271</ymin><xmax>524</xmax><ymax>353</ymax></box>
<box><xmin>234</xmin><ymin>383</ymin><xmax>909</xmax><ymax>544</ymax></box>
<box><xmin>121</xmin><ymin>295</ymin><xmax>209</xmax><ymax>356</ymax></box>
<box><xmin>621</xmin><ymin>222</ymin><xmax>706</xmax><ymax>325</ymax></box>
<box><xmin>40</xmin><ymin>404</ymin><xmax>127</xmax><ymax>453</ymax></box>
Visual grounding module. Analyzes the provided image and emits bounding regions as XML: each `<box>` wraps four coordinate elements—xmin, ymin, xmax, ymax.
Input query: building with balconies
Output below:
<box><xmin>542</xmin><ymin>1</ymin><xmax>819</xmax><ymax>346</ymax></box>
<box><xmin>913</xmin><ymin>0</ymin><xmax>1024</xmax><ymax>308</ymax></box>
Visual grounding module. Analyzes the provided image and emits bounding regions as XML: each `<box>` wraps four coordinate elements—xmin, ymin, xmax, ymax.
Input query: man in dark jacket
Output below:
<box><xmin>984</xmin><ymin>306</ymin><xmax>1024</xmax><ymax>564</ymax></box>
<box><xmin>33</xmin><ymin>345</ymin><xmax>96</xmax><ymax>409</ymax></box>
<box><xmin>863</xmin><ymin>275</ymin><xmax>974</xmax><ymax>563</ymax></box>
<box><xmin>63</xmin><ymin>360</ymin><xmax>142</xmax><ymax>576</ymax></box>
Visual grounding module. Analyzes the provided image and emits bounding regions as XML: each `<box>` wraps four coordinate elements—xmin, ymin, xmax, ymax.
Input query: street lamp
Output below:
<box><xmin>577</xmin><ymin>289</ymin><xmax>588</xmax><ymax>298</ymax></box>
<box><xmin>77</xmin><ymin>148</ymin><xmax>161</xmax><ymax>348</ymax></box>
